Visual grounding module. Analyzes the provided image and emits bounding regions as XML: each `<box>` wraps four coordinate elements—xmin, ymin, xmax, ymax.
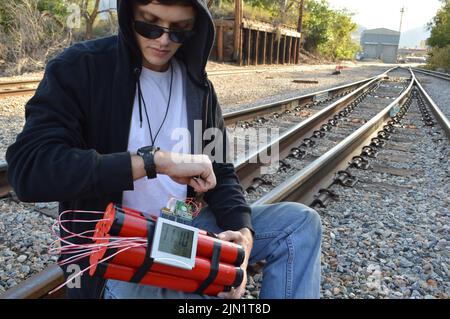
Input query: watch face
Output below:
<box><xmin>139</xmin><ymin>146</ymin><xmax>153</xmax><ymax>154</ymax></box>
<box><xmin>138</xmin><ymin>146</ymin><xmax>155</xmax><ymax>157</ymax></box>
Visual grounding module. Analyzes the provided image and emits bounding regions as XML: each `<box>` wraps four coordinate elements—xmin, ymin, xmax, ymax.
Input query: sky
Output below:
<box><xmin>327</xmin><ymin>0</ymin><xmax>442</xmax><ymax>32</ymax></box>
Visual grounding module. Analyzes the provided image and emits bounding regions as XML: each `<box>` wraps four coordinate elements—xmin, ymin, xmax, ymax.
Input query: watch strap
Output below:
<box><xmin>138</xmin><ymin>146</ymin><xmax>160</xmax><ymax>179</ymax></box>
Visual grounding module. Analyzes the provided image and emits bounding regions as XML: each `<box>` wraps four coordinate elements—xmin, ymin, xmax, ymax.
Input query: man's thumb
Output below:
<box><xmin>218</xmin><ymin>231</ymin><xmax>233</xmax><ymax>241</ymax></box>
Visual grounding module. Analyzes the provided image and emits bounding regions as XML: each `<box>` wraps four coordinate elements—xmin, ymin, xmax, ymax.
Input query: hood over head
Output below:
<box><xmin>116</xmin><ymin>0</ymin><xmax>215</xmax><ymax>85</ymax></box>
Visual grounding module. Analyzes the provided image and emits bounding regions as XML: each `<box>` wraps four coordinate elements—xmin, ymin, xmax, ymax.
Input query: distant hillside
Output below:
<box><xmin>399</xmin><ymin>26</ymin><xmax>430</xmax><ymax>48</ymax></box>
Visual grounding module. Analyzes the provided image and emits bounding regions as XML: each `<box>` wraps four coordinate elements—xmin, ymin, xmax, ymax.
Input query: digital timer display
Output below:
<box><xmin>151</xmin><ymin>217</ymin><xmax>198</xmax><ymax>270</ymax></box>
<box><xmin>158</xmin><ymin>223</ymin><xmax>194</xmax><ymax>259</ymax></box>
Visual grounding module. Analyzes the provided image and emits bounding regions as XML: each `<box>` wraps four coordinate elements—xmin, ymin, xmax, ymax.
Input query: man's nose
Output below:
<box><xmin>157</xmin><ymin>32</ymin><xmax>171</xmax><ymax>46</ymax></box>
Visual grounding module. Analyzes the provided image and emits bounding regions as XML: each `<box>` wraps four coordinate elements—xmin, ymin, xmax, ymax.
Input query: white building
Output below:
<box><xmin>360</xmin><ymin>28</ymin><xmax>401</xmax><ymax>63</ymax></box>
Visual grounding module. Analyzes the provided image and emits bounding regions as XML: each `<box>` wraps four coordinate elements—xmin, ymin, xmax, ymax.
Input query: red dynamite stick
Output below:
<box><xmin>102</xmin><ymin>246</ymin><xmax>243</xmax><ymax>287</ymax></box>
<box><xmin>94</xmin><ymin>262</ymin><xmax>227</xmax><ymax>296</ymax></box>
<box><xmin>196</xmin><ymin>236</ymin><xmax>244</xmax><ymax>268</ymax></box>
<box><xmin>105</xmin><ymin>203</ymin><xmax>245</xmax><ymax>266</ymax></box>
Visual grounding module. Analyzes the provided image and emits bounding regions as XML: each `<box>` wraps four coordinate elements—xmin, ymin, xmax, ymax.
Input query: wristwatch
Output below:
<box><xmin>137</xmin><ymin>146</ymin><xmax>160</xmax><ymax>179</ymax></box>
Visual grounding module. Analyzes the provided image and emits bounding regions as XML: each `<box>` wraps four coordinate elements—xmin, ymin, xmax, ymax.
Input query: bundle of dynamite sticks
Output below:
<box><xmin>87</xmin><ymin>203</ymin><xmax>245</xmax><ymax>296</ymax></box>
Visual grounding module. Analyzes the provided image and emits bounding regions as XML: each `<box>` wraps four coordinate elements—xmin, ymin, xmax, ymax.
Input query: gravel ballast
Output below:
<box><xmin>213</xmin><ymin>64</ymin><xmax>391</xmax><ymax>112</ymax></box>
<box><xmin>415</xmin><ymin>73</ymin><xmax>450</xmax><ymax>118</ymax></box>
<box><xmin>0</xmin><ymin>200</ymin><xmax>57</xmax><ymax>293</ymax></box>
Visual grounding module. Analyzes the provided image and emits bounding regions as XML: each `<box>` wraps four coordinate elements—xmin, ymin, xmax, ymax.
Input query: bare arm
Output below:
<box><xmin>131</xmin><ymin>151</ymin><xmax>217</xmax><ymax>193</ymax></box>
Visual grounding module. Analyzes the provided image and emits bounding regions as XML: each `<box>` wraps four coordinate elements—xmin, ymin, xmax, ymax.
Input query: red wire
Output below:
<box><xmin>47</xmin><ymin>202</ymin><xmax>202</xmax><ymax>294</ymax></box>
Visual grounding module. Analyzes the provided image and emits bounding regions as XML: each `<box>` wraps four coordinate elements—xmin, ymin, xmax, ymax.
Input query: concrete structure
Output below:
<box><xmin>360</xmin><ymin>28</ymin><xmax>400</xmax><ymax>63</ymax></box>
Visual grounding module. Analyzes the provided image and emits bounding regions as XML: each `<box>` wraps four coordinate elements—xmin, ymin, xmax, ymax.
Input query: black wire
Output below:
<box><xmin>140</xmin><ymin>62</ymin><xmax>174</xmax><ymax>147</ymax></box>
<box><xmin>137</xmin><ymin>77</ymin><xmax>144</xmax><ymax>128</ymax></box>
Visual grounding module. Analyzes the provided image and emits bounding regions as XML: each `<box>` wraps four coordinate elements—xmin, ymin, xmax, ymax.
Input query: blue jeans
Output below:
<box><xmin>103</xmin><ymin>202</ymin><xmax>322</xmax><ymax>299</ymax></box>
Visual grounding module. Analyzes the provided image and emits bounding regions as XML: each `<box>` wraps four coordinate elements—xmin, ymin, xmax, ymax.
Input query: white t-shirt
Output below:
<box><xmin>122</xmin><ymin>58</ymin><xmax>189</xmax><ymax>217</ymax></box>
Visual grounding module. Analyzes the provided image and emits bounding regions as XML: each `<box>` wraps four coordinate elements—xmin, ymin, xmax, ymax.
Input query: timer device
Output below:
<box><xmin>151</xmin><ymin>217</ymin><xmax>199</xmax><ymax>270</ymax></box>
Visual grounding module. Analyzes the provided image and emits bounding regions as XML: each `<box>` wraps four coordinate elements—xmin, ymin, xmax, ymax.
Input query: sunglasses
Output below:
<box><xmin>134</xmin><ymin>21</ymin><xmax>195</xmax><ymax>44</ymax></box>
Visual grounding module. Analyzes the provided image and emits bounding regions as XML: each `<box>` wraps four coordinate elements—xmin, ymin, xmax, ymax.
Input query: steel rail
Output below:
<box><xmin>414</xmin><ymin>74</ymin><xmax>450</xmax><ymax>139</ymax></box>
<box><xmin>0</xmin><ymin>80</ymin><xmax>41</xmax><ymax>98</ymax></box>
<box><xmin>0</xmin><ymin>265</ymin><xmax>66</xmax><ymax>299</ymax></box>
<box><xmin>233</xmin><ymin>73</ymin><xmax>389</xmax><ymax>189</ymax></box>
<box><xmin>251</xmin><ymin>69</ymin><xmax>415</xmax><ymax>206</ymax></box>
<box><xmin>0</xmin><ymin>164</ymin><xmax>11</xmax><ymax>198</ymax></box>
<box><xmin>0</xmin><ymin>88</ymin><xmax>38</xmax><ymax>98</ymax></box>
<box><xmin>223</xmin><ymin>74</ymin><xmax>386</xmax><ymax>125</ymax></box>
<box><xmin>411</xmin><ymin>67</ymin><xmax>450</xmax><ymax>82</ymax></box>
<box><xmin>0</xmin><ymin>79</ymin><xmax>41</xmax><ymax>87</ymax></box>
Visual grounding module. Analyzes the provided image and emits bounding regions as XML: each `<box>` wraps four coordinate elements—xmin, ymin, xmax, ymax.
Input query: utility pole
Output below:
<box><xmin>399</xmin><ymin>6</ymin><xmax>405</xmax><ymax>33</ymax></box>
<box><xmin>296</xmin><ymin>0</ymin><xmax>305</xmax><ymax>64</ymax></box>
<box><xmin>398</xmin><ymin>6</ymin><xmax>405</xmax><ymax>62</ymax></box>
<box><xmin>233</xmin><ymin>0</ymin><xmax>243</xmax><ymax>62</ymax></box>
<box><xmin>297</xmin><ymin>0</ymin><xmax>305</xmax><ymax>33</ymax></box>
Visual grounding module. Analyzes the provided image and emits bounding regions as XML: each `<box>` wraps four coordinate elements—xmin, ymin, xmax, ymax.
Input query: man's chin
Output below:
<box><xmin>143</xmin><ymin>56</ymin><xmax>173</xmax><ymax>71</ymax></box>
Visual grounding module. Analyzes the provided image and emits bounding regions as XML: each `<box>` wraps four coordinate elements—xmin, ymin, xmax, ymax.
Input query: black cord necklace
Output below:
<box><xmin>137</xmin><ymin>62</ymin><xmax>174</xmax><ymax>147</ymax></box>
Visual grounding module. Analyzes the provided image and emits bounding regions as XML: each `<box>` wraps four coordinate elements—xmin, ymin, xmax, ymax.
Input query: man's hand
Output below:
<box><xmin>217</xmin><ymin>228</ymin><xmax>254</xmax><ymax>299</ymax></box>
<box><xmin>131</xmin><ymin>151</ymin><xmax>216</xmax><ymax>193</ymax></box>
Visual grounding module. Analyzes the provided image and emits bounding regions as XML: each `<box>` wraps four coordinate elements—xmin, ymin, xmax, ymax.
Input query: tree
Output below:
<box><xmin>426</xmin><ymin>0</ymin><xmax>449</xmax><ymax>71</ymax></box>
<box><xmin>276</xmin><ymin>0</ymin><xmax>299</xmax><ymax>25</ymax></box>
<box><xmin>1</xmin><ymin>0</ymin><xmax>67</xmax><ymax>33</ymax></box>
<box><xmin>297</xmin><ymin>0</ymin><xmax>304</xmax><ymax>33</ymax></box>
<box><xmin>427</xmin><ymin>45</ymin><xmax>450</xmax><ymax>71</ymax></box>
<box><xmin>300</xmin><ymin>0</ymin><xmax>358</xmax><ymax>60</ymax></box>
<box><xmin>427</xmin><ymin>0</ymin><xmax>449</xmax><ymax>48</ymax></box>
<box><xmin>302</xmin><ymin>0</ymin><xmax>332</xmax><ymax>52</ymax></box>
<box><xmin>318</xmin><ymin>9</ymin><xmax>358</xmax><ymax>60</ymax></box>
<box><xmin>0</xmin><ymin>0</ymin><xmax>22</xmax><ymax>33</ymax></box>
<box><xmin>37</xmin><ymin>0</ymin><xmax>68</xmax><ymax>22</ymax></box>
<box><xmin>0</xmin><ymin>0</ymin><xmax>71</xmax><ymax>74</ymax></box>
<box><xmin>72</xmin><ymin>0</ymin><xmax>115</xmax><ymax>40</ymax></box>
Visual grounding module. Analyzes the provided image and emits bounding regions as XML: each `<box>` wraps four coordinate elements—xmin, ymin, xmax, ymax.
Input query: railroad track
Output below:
<box><xmin>410</xmin><ymin>68</ymin><xmax>450</xmax><ymax>82</ymax></box>
<box><xmin>0</xmin><ymin>64</ymin><xmax>343</xmax><ymax>98</ymax></box>
<box><xmin>0</xmin><ymin>164</ymin><xmax>10</xmax><ymax>198</ymax></box>
<box><xmin>231</xmin><ymin>68</ymin><xmax>400</xmax><ymax>189</ymax></box>
<box><xmin>0</xmin><ymin>80</ymin><xmax>41</xmax><ymax>98</ymax></box>
<box><xmin>236</xmin><ymin>68</ymin><xmax>411</xmax><ymax>206</ymax></box>
<box><xmin>2</xmin><ymin>67</ymin><xmax>449</xmax><ymax>299</ymax></box>
<box><xmin>222</xmin><ymin>73</ymin><xmax>386</xmax><ymax>126</ymax></box>
<box><xmin>412</xmin><ymin>74</ymin><xmax>450</xmax><ymax>138</ymax></box>
<box><xmin>1</xmin><ymin>66</ymin><xmax>445</xmax><ymax>99</ymax></box>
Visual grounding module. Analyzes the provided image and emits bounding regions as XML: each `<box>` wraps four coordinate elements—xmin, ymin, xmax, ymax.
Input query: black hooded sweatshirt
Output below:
<box><xmin>5</xmin><ymin>0</ymin><xmax>253</xmax><ymax>298</ymax></box>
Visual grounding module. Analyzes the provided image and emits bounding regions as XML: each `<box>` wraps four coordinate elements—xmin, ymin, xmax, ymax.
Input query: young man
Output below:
<box><xmin>6</xmin><ymin>0</ymin><xmax>322</xmax><ymax>299</ymax></box>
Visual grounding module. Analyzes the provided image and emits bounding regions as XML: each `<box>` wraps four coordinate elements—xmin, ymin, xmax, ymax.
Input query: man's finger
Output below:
<box><xmin>172</xmin><ymin>177</ymin><xmax>190</xmax><ymax>185</ymax></box>
<box><xmin>189</xmin><ymin>178</ymin><xmax>206</xmax><ymax>193</ymax></box>
<box><xmin>200</xmin><ymin>169</ymin><xmax>216</xmax><ymax>189</ymax></box>
<box><xmin>217</xmin><ymin>287</ymin><xmax>242</xmax><ymax>299</ymax></box>
<box><xmin>190</xmin><ymin>172</ymin><xmax>216</xmax><ymax>192</ymax></box>
<box><xmin>217</xmin><ymin>292</ymin><xmax>230</xmax><ymax>299</ymax></box>
<box><xmin>193</xmin><ymin>176</ymin><xmax>213</xmax><ymax>192</ymax></box>
<box><xmin>218</xmin><ymin>230</ymin><xmax>241</xmax><ymax>242</ymax></box>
